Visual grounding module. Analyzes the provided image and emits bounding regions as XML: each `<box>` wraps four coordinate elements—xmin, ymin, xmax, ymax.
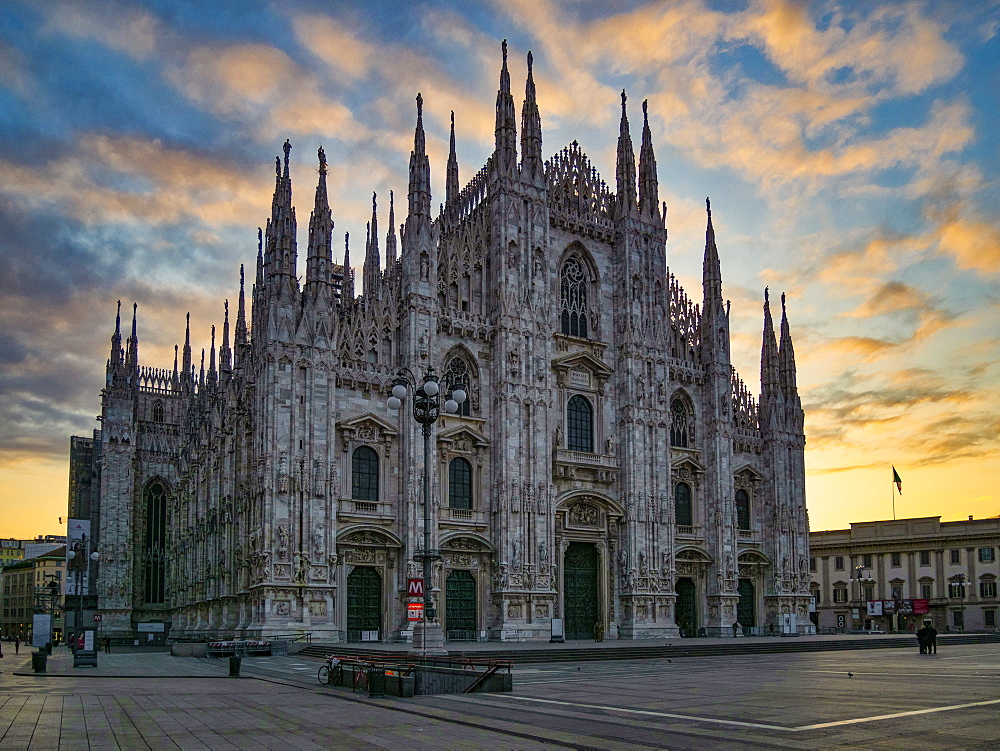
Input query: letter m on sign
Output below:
<box><xmin>407</xmin><ymin>578</ymin><xmax>424</xmax><ymax>597</ymax></box>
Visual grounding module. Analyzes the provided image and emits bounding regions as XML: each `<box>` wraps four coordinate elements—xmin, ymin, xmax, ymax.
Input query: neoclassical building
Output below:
<box><xmin>82</xmin><ymin>43</ymin><xmax>812</xmax><ymax>643</ymax></box>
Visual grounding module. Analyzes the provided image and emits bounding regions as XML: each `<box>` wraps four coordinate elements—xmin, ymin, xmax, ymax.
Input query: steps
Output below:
<box><xmin>297</xmin><ymin>633</ymin><xmax>1000</xmax><ymax>665</ymax></box>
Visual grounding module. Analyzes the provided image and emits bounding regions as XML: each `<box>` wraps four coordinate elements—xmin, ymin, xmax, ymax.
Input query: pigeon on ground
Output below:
<box><xmin>847</xmin><ymin>672</ymin><xmax>854</xmax><ymax>678</ymax></box>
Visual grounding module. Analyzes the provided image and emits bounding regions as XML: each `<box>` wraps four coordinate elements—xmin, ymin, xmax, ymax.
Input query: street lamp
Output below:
<box><xmin>388</xmin><ymin>367</ymin><xmax>466</xmax><ymax>656</ymax></box>
<box><xmin>954</xmin><ymin>573</ymin><xmax>966</xmax><ymax>632</ymax></box>
<box><xmin>67</xmin><ymin>534</ymin><xmax>100</xmax><ymax>645</ymax></box>
<box><xmin>850</xmin><ymin>565</ymin><xmax>874</xmax><ymax>629</ymax></box>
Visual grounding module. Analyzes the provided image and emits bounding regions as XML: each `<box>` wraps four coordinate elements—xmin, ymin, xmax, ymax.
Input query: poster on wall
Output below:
<box><xmin>66</xmin><ymin>519</ymin><xmax>92</xmax><ymax>596</ymax></box>
<box><xmin>866</xmin><ymin>600</ymin><xmax>883</xmax><ymax>616</ymax></box>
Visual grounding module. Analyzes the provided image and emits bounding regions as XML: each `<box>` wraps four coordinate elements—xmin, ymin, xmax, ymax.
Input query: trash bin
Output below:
<box><xmin>229</xmin><ymin>655</ymin><xmax>242</xmax><ymax>677</ymax></box>
<box><xmin>31</xmin><ymin>651</ymin><xmax>48</xmax><ymax>673</ymax></box>
<box><xmin>367</xmin><ymin>665</ymin><xmax>386</xmax><ymax>698</ymax></box>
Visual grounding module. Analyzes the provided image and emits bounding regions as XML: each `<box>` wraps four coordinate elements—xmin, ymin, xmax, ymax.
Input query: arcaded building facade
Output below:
<box><xmin>85</xmin><ymin>43</ymin><xmax>812</xmax><ymax>643</ymax></box>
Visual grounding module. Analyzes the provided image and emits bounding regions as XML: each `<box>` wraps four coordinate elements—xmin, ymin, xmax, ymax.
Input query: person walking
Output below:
<box><xmin>14</xmin><ymin>636</ymin><xmax>19</xmax><ymax>655</ymax></box>
<box><xmin>103</xmin><ymin>636</ymin><xmax>111</xmax><ymax>654</ymax></box>
<box><xmin>926</xmin><ymin>622</ymin><xmax>938</xmax><ymax>654</ymax></box>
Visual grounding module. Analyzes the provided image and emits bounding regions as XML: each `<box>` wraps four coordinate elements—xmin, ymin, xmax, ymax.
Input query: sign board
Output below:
<box><xmin>866</xmin><ymin>600</ymin><xmax>883</xmax><ymax>616</ymax></box>
<box><xmin>32</xmin><ymin>614</ymin><xmax>52</xmax><ymax>647</ymax></box>
<box><xmin>407</xmin><ymin>602</ymin><xmax>424</xmax><ymax>622</ymax></box>
<box><xmin>897</xmin><ymin>600</ymin><xmax>914</xmax><ymax>615</ymax></box>
<box><xmin>93</xmin><ymin>614</ymin><xmax>102</xmax><ymax>622</ymax></box>
<box><xmin>881</xmin><ymin>600</ymin><xmax>897</xmax><ymax>615</ymax></box>
<box><xmin>837</xmin><ymin>614</ymin><xmax>846</xmax><ymax>629</ymax></box>
<box><xmin>913</xmin><ymin>599</ymin><xmax>930</xmax><ymax>614</ymax></box>
<box><xmin>137</xmin><ymin>622</ymin><xmax>165</xmax><ymax>632</ymax></box>
<box><xmin>407</xmin><ymin>578</ymin><xmax>424</xmax><ymax>597</ymax></box>
<box><xmin>550</xmin><ymin>617</ymin><xmax>565</xmax><ymax>643</ymax></box>
<box><xmin>808</xmin><ymin>596</ymin><xmax>817</xmax><ymax>613</ymax></box>
<box><xmin>360</xmin><ymin>630</ymin><xmax>379</xmax><ymax>642</ymax></box>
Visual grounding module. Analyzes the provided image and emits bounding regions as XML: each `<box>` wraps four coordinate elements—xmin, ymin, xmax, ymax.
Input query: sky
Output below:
<box><xmin>0</xmin><ymin>0</ymin><xmax>998</xmax><ymax>539</ymax></box>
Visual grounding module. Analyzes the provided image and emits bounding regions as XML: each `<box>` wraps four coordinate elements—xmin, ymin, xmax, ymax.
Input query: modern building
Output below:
<box><xmin>0</xmin><ymin>539</ymin><xmax>25</xmax><ymax>567</ymax></box>
<box><xmin>79</xmin><ymin>43</ymin><xmax>812</xmax><ymax>644</ymax></box>
<box><xmin>1</xmin><ymin>547</ymin><xmax>66</xmax><ymax>642</ymax></box>
<box><xmin>810</xmin><ymin>516</ymin><xmax>1000</xmax><ymax>633</ymax></box>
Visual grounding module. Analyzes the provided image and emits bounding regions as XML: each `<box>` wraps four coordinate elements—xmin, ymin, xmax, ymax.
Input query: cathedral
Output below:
<box><xmin>84</xmin><ymin>42</ymin><xmax>813</xmax><ymax>644</ymax></box>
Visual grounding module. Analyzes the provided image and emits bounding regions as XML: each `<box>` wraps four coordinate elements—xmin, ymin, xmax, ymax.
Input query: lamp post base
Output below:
<box><xmin>408</xmin><ymin>621</ymin><xmax>448</xmax><ymax>656</ymax></box>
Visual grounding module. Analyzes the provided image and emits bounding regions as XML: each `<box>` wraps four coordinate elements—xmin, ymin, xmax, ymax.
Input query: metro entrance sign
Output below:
<box><xmin>407</xmin><ymin>602</ymin><xmax>424</xmax><ymax>621</ymax></box>
<box><xmin>407</xmin><ymin>578</ymin><xmax>424</xmax><ymax>597</ymax></box>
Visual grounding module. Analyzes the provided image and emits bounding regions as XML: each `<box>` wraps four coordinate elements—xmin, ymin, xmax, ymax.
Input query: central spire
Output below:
<box><xmin>407</xmin><ymin>93</ymin><xmax>431</xmax><ymax>221</ymax></box>
<box><xmin>638</xmin><ymin>99</ymin><xmax>660</xmax><ymax>219</ymax></box>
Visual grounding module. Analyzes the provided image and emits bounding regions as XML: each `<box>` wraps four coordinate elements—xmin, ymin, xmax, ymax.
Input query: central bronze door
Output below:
<box><xmin>564</xmin><ymin>542</ymin><xmax>599</xmax><ymax>640</ymax></box>
<box><xmin>346</xmin><ymin>567</ymin><xmax>381</xmax><ymax>642</ymax></box>
<box><xmin>445</xmin><ymin>570</ymin><xmax>477</xmax><ymax>640</ymax></box>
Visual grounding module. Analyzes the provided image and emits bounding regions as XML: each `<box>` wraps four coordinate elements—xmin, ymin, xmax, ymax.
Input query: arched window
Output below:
<box><xmin>560</xmin><ymin>257</ymin><xmax>589</xmax><ymax>338</ymax></box>
<box><xmin>675</xmin><ymin>482</ymin><xmax>693</xmax><ymax>527</ymax></box>
<box><xmin>736</xmin><ymin>489</ymin><xmax>751</xmax><ymax>530</ymax></box>
<box><xmin>445</xmin><ymin>356</ymin><xmax>473</xmax><ymax>417</ymax></box>
<box><xmin>143</xmin><ymin>480</ymin><xmax>167</xmax><ymax>604</ymax></box>
<box><xmin>152</xmin><ymin>400</ymin><xmax>164</xmax><ymax>423</ymax></box>
<box><xmin>670</xmin><ymin>398</ymin><xmax>691</xmax><ymax>448</ymax></box>
<box><xmin>567</xmin><ymin>395</ymin><xmax>594</xmax><ymax>452</ymax></box>
<box><xmin>448</xmin><ymin>457</ymin><xmax>473</xmax><ymax>510</ymax></box>
<box><xmin>351</xmin><ymin>446</ymin><xmax>379</xmax><ymax>501</ymax></box>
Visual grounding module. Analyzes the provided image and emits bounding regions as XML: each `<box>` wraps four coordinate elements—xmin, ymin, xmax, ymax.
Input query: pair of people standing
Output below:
<box><xmin>917</xmin><ymin>622</ymin><xmax>938</xmax><ymax>654</ymax></box>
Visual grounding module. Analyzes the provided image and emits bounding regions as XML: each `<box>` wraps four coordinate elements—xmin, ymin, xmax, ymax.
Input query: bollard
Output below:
<box><xmin>229</xmin><ymin>654</ymin><xmax>242</xmax><ymax>677</ymax></box>
<box><xmin>31</xmin><ymin>651</ymin><xmax>48</xmax><ymax>673</ymax></box>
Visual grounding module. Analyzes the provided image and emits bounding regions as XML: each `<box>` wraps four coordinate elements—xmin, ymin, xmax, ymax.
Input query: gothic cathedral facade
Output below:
<box><xmin>90</xmin><ymin>43</ymin><xmax>813</xmax><ymax>643</ymax></box>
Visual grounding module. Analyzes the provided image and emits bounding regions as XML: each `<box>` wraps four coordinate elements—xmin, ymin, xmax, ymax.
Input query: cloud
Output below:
<box><xmin>42</xmin><ymin>0</ymin><xmax>163</xmax><ymax>61</ymax></box>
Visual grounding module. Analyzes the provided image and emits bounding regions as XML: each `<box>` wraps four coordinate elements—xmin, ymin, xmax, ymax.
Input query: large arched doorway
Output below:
<box><xmin>445</xmin><ymin>570</ymin><xmax>477</xmax><ymax>640</ymax></box>
<box><xmin>737</xmin><ymin>579</ymin><xmax>756</xmax><ymax>628</ymax></box>
<box><xmin>676</xmin><ymin>578</ymin><xmax>697</xmax><ymax>637</ymax></box>
<box><xmin>564</xmin><ymin>542</ymin><xmax>599</xmax><ymax>639</ymax></box>
<box><xmin>346</xmin><ymin>567</ymin><xmax>381</xmax><ymax>642</ymax></box>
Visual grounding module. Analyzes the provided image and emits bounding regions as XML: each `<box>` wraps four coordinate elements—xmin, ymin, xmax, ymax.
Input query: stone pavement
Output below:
<box><xmin>0</xmin><ymin>648</ymin><xmax>630</xmax><ymax>750</ymax></box>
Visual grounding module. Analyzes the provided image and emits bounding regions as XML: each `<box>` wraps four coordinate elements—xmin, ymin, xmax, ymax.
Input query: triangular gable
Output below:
<box><xmin>671</xmin><ymin>455</ymin><xmax>707</xmax><ymax>475</ymax></box>
<box><xmin>733</xmin><ymin>464</ymin><xmax>764</xmax><ymax>482</ymax></box>
<box><xmin>338</xmin><ymin>412</ymin><xmax>398</xmax><ymax>438</ymax></box>
<box><xmin>551</xmin><ymin>351</ymin><xmax>614</xmax><ymax>392</ymax></box>
<box><xmin>437</xmin><ymin>425</ymin><xmax>490</xmax><ymax>449</ymax></box>
<box><xmin>738</xmin><ymin>550</ymin><xmax>770</xmax><ymax>565</ymax></box>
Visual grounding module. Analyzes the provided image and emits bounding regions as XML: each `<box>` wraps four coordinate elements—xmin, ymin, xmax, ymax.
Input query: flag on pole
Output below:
<box><xmin>892</xmin><ymin>466</ymin><xmax>902</xmax><ymax>494</ymax></box>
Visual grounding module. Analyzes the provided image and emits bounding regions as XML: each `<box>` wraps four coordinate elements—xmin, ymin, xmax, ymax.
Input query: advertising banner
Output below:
<box><xmin>407</xmin><ymin>602</ymin><xmax>424</xmax><ymax>622</ymax></box>
<box><xmin>898</xmin><ymin>600</ymin><xmax>914</xmax><ymax>614</ymax></box>
<box><xmin>32</xmin><ymin>614</ymin><xmax>52</xmax><ymax>647</ymax></box>
<box><xmin>66</xmin><ymin>519</ymin><xmax>92</xmax><ymax>596</ymax></box>
<box><xmin>882</xmin><ymin>600</ymin><xmax>897</xmax><ymax>614</ymax></box>
<box><xmin>866</xmin><ymin>600</ymin><xmax>883</xmax><ymax>616</ymax></box>
<box><xmin>913</xmin><ymin>599</ymin><xmax>930</xmax><ymax>614</ymax></box>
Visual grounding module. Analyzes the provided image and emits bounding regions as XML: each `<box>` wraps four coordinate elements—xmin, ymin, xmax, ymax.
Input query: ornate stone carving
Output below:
<box><xmin>568</xmin><ymin>502</ymin><xmax>599</xmax><ymax>526</ymax></box>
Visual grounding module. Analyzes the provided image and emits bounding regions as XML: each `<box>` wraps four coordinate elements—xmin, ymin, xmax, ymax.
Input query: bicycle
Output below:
<box><xmin>317</xmin><ymin>656</ymin><xmax>343</xmax><ymax>686</ymax></box>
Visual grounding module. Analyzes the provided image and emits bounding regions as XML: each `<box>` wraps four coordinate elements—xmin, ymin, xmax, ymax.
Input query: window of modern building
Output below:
<box><xmin>863</xmin><ymin>585</ymin><xmax>874</xmax><ymax>601</ymax></box>
<box><xmin>979</xmin><ymin>547</ymin><xmax>995</xmax><ymax>563</ymax></box>
<box><xmin>833</xmin><ymin>588</ymin><xmax>847</xmax><ymax>603</ymax></box>
<box><xmin>891</xmin><ymin>585</ymin><xmax>902</xmax><ymax>599</ymax></box>
<box><xmin>735</xmin><ymin>489</ymin><xmax>751</xmax><ymax>530</ymax></box>
<box><xmin>980</xmin><ymin>581</ymin><xmax>998</xmax><ymax>598</ymax></box>
<box><xmin>834</xmin><ymin>556</ymin><xmax>844</xmax><ymax>570</ymax></box>
<box><xmin>950</xmin><ymin>549</ymin><xmax>960</xmax><ymax>564</ymax></box>
<box><xmin>809</xmin><ymin>557</ymin><xmax>816</xmax><ymax>573</ymax></box>
<box><xmin>919</xmin><ymin>551</ymin><xmax>930</xmax><ymax>566</ymax></box>
<box><xmin>675</xmin><ymin>482</ymin><xmax>693</xmax><ymax>527</ymax></box>
<box><xmin>560</xmin><ymin>257</ymin><xmax>589</xmax><ymax>338</ymax></box>
<box><xmin>986</xmin><ymin>610</ymin><xmax>996</xmax><ymax>627</ymax></box>
<box><xmin>949</xmin><ymin>581</ymin><xmax>967</xmax><ymax>599</ymax></box>
<box><xmin>953</xmin><ymin>609</ymin><xmax>964</xmax><ymax>629</ymax></box>
<box><xmin>566</xmin><ymin>395</ymin><xmax>594</xmax><ymax>453</ymax></box>
<box><xmin>351</xmin><ymin>446</ymin><xmax>379</xmax><ymax>502</ymax></box>
<box><xmin>921</xmin><ymin>583</ymin><xmax>933</xmax><ymax>599</ymax></box>
<box><xmin>862</xmin><ymin>554</ymin><xmax>873</xmax><ymax>568</ymax></box>
<box><xmin>891</xmin><ymin>552</ymin><xmax>901</xmax><ymax>567</ymax></box>
<box><xmin>448</xmin><ymin>457</ymin><xmax>473</xmax><ymax>510</ymax></box>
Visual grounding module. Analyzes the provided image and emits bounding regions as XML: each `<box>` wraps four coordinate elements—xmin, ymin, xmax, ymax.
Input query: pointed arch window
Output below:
<box><xmin>445</xmin><ymin>355</ymin><xmax>473</xmax><ymax>416</ymax></box>
<box><xmin>567</xmin><ymin>395</ymin><xmax>594</xmax><ymax>452</ymax></box>
<box><xmin>736</xmin><ymin>489</ymin><xmax>751</xmax><ymax>530</ymax></box>
<box><xmin>675</xmin><ymin>482</ymin><xmax>693</xmax><ymax>527</ymax></box>
<box><xmin>352</xmin><ymin>446</ymin><xmax>379</xmax><ymax>502</ymax></box>
<box><xmin>143</xmin><ymin>480</ymin><xmax>167</xmax><ymax>605</ymax></box>
<box><xmin>448</xmin><ymin>457</ymin><xmax>473</xmax><ymax>510</ymax></box>
<box><xmin>670</xmin><ymin>398</ymin><xmax>692</xmax><ymax>448</ymax></box>
<box><xmin>560</xmin><ymin>257</ymin><xmax>589</xmax><ymax>338</ymax></box>
<box><xmin>152</xmin><ymin>400</ymin><xmax>164</xmax><ymax>423</ymax></box>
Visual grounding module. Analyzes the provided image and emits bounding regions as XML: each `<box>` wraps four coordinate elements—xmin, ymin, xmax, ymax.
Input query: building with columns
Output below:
<box><xmin>810</xmin><ymin>516</ymin><xmax>1000</xmax><ymax>633</ymax></box>
<box><xmin>79</xmin><ymin>42</ymin><xmax>812</xmax><ymax>643</ymax></box>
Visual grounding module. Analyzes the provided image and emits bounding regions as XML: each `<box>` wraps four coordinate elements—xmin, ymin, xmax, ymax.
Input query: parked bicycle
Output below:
<box><xmin>317</xmin><ymin>656</ymin><xmax>342</xmax><ymax>686</ymax></box>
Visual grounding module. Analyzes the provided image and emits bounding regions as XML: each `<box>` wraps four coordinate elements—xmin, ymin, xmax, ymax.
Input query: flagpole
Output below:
<box><xmin>892</xmin><ymin>482</ymin><xmax>896</xmax><ymax>520</ymax></box>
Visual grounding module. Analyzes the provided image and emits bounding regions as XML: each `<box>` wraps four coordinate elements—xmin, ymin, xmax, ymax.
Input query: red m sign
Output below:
<box><xmin>407</xmin><ymin>578</ymin><xmax>424</xmax><ymax>597</ymax></box>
